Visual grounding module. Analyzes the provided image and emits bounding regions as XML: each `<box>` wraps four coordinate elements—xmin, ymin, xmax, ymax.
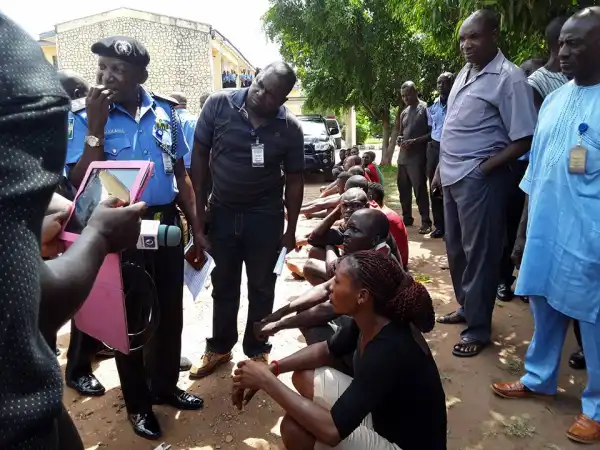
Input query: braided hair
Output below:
<box><xmin>341</xmin><ymin>250</ymin><xmax>435</xmax><ymax>332</ymax></box>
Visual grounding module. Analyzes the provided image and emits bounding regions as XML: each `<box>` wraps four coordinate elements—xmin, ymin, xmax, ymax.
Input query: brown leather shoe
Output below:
<box><xmin>189</xmin><ymin>351</ymin><xmax>233</xmax><ymax>379</ymax></box>
<box><xmin>491</xmin><ymin>381</ymin><xmax>553</xmax><ymax>399</ymax></box>
<box><xmin>567</xmin><ymin>414</ymin><xmax>600</xmax><ymax>444</ymax></box>
<box><xmin>250</xmin><ymin>353</ymin><xmax>269</xmax><ymax>364</ymax></box>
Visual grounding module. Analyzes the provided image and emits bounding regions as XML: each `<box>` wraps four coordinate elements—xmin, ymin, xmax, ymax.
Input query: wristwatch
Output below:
<box><xmin>85</xmin><ymin>135</ymin><xmax>104</xmax><ymax>147</ymax></box>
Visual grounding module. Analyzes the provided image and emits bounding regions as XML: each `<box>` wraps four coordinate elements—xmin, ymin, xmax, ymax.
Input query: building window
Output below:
<box><xmin>52</xmin><ymin>56</ymin><xmax>58</xmax><ymax>68</ymax></box>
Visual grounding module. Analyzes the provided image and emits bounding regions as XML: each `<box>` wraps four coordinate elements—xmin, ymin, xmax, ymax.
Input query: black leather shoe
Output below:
<box><xmin>66</xmin><ymin>374</ymin><xmax>106</xmax><ymax>397</ymax></box>
<box><xmin>180</xmin><ymin>356</ymin><xmax>192</xmax><ymax>372</ymax></box>
<box><xmin>496</xmin><ymin>283</ymin><xmax>514</xmax><ymax>302</ymax></box>
<box><xmin>569</xmin><ymin>349</ymin><xmax>586</xmax><ymax>370</ymax></box>
<box><xmin>129</xmin><ymin>412</ymin><xmax>161</xmax><ymax>440</ymax></box>
<box><xmin>430</xmin><ymin>229</ymin><xmax>444</xmax><ymax>239</ymax></box>
<box><xmin>154</xmin><ymin>388</ymin><xmax>204</xmax><ymax>410</ymax></box>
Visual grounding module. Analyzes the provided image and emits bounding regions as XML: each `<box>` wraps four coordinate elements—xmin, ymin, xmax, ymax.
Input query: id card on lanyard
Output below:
<box><xmin>569</xmin><ymin>123</ymin><xmax>589</xmax><ymax>175</ymax></box>
<box><xmin>251</xmin><ymin>136</ymin><xmax>265</xmax><ymax>168</ymax></box>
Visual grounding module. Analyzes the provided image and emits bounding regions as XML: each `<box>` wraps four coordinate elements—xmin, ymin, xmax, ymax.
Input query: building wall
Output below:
<box><xmin>40</xmin><ymin>45</ymin><xmax>57</xmax><ymax>67</ymax></box>
<box><xmin>56</xmin><ymin>16</ymin><xmax>213</xmax><ymax>113</ymax></box>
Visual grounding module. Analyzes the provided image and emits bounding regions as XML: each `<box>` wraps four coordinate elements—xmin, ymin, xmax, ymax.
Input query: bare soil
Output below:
<box><xmin>60</xmin><ymin>172</ymin><xmax>588</xmax><ymax>450</ymax></box>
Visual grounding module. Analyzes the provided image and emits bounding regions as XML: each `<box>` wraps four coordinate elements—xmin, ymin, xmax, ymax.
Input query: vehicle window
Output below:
<box><xmin>299</xmin><ymin>119</ymin><xmax>329</xmax><ymax>136</ymax></box>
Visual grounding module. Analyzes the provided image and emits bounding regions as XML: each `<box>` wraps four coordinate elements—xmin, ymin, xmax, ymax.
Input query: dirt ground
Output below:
<box><xmin>60</xmin><ymin>172</ymin><xmax>588</xmax><ymax>450</ymax></box>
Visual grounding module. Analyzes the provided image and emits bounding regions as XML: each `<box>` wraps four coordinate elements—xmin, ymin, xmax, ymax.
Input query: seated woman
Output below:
<box><xmin>233</xmin><ymin>250</ymin><xmax>447</xmax><ymax>450</ymax></box>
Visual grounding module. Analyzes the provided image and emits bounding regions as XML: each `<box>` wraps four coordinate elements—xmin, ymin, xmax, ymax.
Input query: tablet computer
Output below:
<box><xmin>61</xmin><ymin>160</ymin><xmax>154</xmax><ymax>354</ymax></box>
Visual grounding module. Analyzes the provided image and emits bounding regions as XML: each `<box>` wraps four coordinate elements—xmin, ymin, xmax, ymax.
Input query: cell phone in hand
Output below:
<box><xmin>184</xmin><ymin>241</ymin><xmax>207</xmax><ymax>270</ymax></box>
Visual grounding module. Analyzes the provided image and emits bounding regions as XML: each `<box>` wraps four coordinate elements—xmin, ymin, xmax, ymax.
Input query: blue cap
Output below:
<box><xmin>579</xmin><ymin>123</ymin><xmax>589</xmax><ymax>134</ymax></box>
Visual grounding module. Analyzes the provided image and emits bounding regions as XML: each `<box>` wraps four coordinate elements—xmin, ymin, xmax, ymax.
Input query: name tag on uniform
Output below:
<box><xmin>251</xmin><ymin>143</ymin><xmax>265</xmax><ymax>168</ymax></box>
<box><xmin>568</xmin><ymin>145</ymin><xmax>587</xmax><ymax>174</ymax></box>
<box><xmin>162</xmin><ymin>152</ymin><xmax>174</xmax><ymax>175</ymax></box>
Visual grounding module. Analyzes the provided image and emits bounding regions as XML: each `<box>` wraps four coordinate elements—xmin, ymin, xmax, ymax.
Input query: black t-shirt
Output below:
<box><xmin>398</xmin><ymin>101</ymin><xmax>429</xmax><ymax>166</ymax></box>
<box><xmin>327</xmin><ymin>320</ymin><xmax>447</xmax><ymax>450</ymax></box>
<box><xmin>194</xmin><ymin>89</ymin><xmax>304</xmax><ymax>211</ymax></box>
<box><xmin>0</xmin><ymin>13</ymin><xmax>70</xmax><ymax>449</ymax></box>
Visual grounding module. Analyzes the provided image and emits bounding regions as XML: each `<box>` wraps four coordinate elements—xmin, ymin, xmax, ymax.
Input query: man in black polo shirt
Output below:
<box><xmin>190</xmin><ymin>62</ymin><xmax>304</xmax><ymax>378</ymax></box>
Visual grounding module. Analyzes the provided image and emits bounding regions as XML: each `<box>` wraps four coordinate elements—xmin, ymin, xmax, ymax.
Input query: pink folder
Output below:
<box><xmin>61</xmin><ymin>161</ymin><xmax>154</xmax><ymax>355</ymax></box>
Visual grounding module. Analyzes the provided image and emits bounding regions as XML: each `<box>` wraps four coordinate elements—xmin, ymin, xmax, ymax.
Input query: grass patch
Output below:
<box><xmin>364</xmin><ymin>137</ymin><xmax>383</xmax><ymax>145</ymax></box>
<box><xmin>499</xmin><ymin>357</ymin><xmax>523</xmax><ymax>375</ymax></box>
<box><xmin>414</xmin><ymin>273</ymin><xmax>432</xmax><ymax>283</ymax></box>
<box><xmin>502</xmin><ymin>416</ymin><xmax>535</xmax><ymax>438</ymax></box>
<box><xmin>378</xmin><ymin>164</ymin><xmax>401</xmax><ymax>212</ymax></box>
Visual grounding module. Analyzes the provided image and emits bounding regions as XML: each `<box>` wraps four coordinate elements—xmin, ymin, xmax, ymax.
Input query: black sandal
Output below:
<box><xmin>437</xmin><ymin>311</ymin><xmax>466</xmax><ymax>324</ymax></box>
<box><xmin>452</xmin><ymin>338</ymin><xmax>488</xmax><ymax>357</ymax></box>
<box><xmin>418</xmin><ymin>225</ymin><xmax>432</xmax><ymax>235</ymax></box>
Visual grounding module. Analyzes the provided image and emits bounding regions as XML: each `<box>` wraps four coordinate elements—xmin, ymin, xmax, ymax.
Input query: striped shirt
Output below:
<box><xmin>528</xmin><ymin>67</ymin><xmax>569</xmax><ymax>100</ymax></box>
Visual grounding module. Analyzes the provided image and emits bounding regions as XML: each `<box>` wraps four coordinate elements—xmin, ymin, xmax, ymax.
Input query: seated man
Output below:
<box><xmin>304</xmin><ymin>189</ymin><xmax>401</xmax><ymax>285</ymax></box>
<box><xmin>344</xmin><ymin>175</ymin><xmax>368</xmax><ymax>195</ymax></box>
<box><xmin>347</xmin><ymin>165</ymin><xmax>371</xmax><ymax>181</ymax></box>
<box><xmin>343</xmin><ymin>155</ymin><xmax>362</xmax><ymax>171</ymax></box>
<box><xmin>319</xmin><ymin>167</ymin><xmax>343</xmax><ymax>198</ymax></box>
<box><xmin>363</xmin><ymin>151</ymin><xmax>383</xmax><ymax>184</ymax></box>
<box><xmin>368</xmin><ymin>182</ymin><xmax>409</xmax><ymax>269</ymax></box>
<box><xmin>257</xmin><ymin>208</ymin><xmax>397</xmax><ymax>376</ymax></box>
<box><xmin>300</xmin><ymin>171</ymin><xmax>351</xmax><ymax>218</ymax></box>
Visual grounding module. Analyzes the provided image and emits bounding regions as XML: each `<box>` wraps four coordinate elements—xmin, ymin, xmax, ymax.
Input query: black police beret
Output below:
<box><xmin>91</xmin><ymin>36</ymin><xmax>150</xmax><ymax>68</ymax></box>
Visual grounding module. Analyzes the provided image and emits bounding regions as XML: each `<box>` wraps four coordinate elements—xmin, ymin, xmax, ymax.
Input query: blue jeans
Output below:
<box><xmin>206</xmin><ymin>206</ymin><xmax>284</xmax><ymax>356</ymax></box>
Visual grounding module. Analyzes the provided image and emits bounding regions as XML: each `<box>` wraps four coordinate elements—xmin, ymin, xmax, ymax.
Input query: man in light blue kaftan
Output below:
<box><xmin>492</xmin><ymin>7</ymin><xmax>600</xmax><ymax>444</ymax></box>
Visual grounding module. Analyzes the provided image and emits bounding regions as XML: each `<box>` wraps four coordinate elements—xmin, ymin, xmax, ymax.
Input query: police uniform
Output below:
<box><xmin>66</xmin><ymin>37</ymin><xmax>197</xmax><ymax>423</ymax></box>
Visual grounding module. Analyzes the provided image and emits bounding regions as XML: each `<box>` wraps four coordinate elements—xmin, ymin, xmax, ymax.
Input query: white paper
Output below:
<box><xmin>184</xmin><ymin>251</ymin><xmax>215</xmax><ymax>302</ymax></box>
<box><xmin>273</xmin><ymin>247</ymin><xmax>287</xmax><ymax>276</ymax></box>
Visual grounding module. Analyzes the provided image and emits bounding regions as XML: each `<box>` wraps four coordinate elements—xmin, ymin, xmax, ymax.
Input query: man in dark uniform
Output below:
<box><xmin>397</xmin><ymin>81</ymin><xmax>432</xmax><ymax>234</ymax></box>
<box><xmin>66</xmin><ymin>36</ymin><xmax>203</xmax><ymax>440</ymax></box>
<box><xmin>190</xmin><ymin>62</ymin><xmax>305</xmax><ymax>378</ymax></box>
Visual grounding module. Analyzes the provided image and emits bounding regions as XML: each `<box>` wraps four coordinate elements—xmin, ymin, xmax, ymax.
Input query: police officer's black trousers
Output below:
<box><xmin>115</xmin><ymin>205</ymin><xmax>184</xmax><ymax>414</ymax></box>
<box><xmin>65</xmin><ymin>323</ymin><xmax>103</xmax><ymax>380</ymax></box>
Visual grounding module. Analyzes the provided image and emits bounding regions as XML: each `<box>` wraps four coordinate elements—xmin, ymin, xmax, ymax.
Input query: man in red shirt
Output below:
<box><xmin>368</xmin><ymin>182</ymin><xmax>409</xmax><ymax>269</ymax></box>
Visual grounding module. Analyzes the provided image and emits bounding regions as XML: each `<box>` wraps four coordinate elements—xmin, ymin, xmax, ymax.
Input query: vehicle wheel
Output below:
<box><xmin>323</xmin><ymin>167</ymin><xmax>335</xmax><ymax>182</ymax></box>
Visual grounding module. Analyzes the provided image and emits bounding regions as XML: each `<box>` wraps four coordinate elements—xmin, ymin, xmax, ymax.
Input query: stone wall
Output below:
<box><xmin>56</xmin><ymin>17</ymin><xmax>213</xmax><ymax>113</ymax></box>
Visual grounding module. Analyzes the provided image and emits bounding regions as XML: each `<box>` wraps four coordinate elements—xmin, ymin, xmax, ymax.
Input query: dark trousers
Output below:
<box><xmin>301</xmin><ymin>315</ymin><xmax>354</xmax><ymax>376</ymax></box>
<box><xmin>426</xmin><ymin>141</ymin><xmax>444</xmax><ymax>232</ymax></box>
<box><xmin>443</xmin><ymin>167</ymin><xmax>510</xmax><ymax>342</ymax></box>
<box><xmin>397</xmin><ymin>162</ymin><xmax>431</xmax><ymax>226</ymax></box>
<box><xmin>574</xmin><ymin>320</ymin><xmax>583</xmax><ymax>349</ymax></box>
<box><xmin>65</xmin><ymin>323</ymin><xmax>102</xmax><ymax>379</ymax></box>
<box><xmin>115</xmin><ymin>205</ymin><xmax>184</xmax><ymax>413</ymax></box>
<box><xmin>499</xmin><ymin>160</ymin><xmax>528</xmax><ymax>286</ymax></box>
<box><xmin>51</xmin><ymin>406</ymin><xmax>84</xmax><ymax>450</ymax></box>
<box><xmin>206</xmin><ymin>206</ymin><xmax>283</xmax><ymax>357</ymax></box>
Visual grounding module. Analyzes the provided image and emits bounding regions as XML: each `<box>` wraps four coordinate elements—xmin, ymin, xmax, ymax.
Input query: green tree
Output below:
<box><xmin>263</xmin><ymin>0</ymin><xmax>439</xmax><ymax>164</ymax></box>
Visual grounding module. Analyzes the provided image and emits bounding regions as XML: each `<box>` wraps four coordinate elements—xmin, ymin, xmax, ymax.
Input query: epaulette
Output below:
<box><xmin>149</xmin><ymin>91</ymin><xmax>179</xmax><ymax>106</ymax></box>
<box><xmin>71</xmin><ymin>97</ymin><xmax>86</xmax><ymax>113</ymax></box>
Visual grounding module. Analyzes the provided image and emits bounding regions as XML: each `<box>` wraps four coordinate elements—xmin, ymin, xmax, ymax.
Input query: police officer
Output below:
<box><xmin>66</xmin><ymin>36</ymin><xmax>203</xmax><ymax>440</ymax></box>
